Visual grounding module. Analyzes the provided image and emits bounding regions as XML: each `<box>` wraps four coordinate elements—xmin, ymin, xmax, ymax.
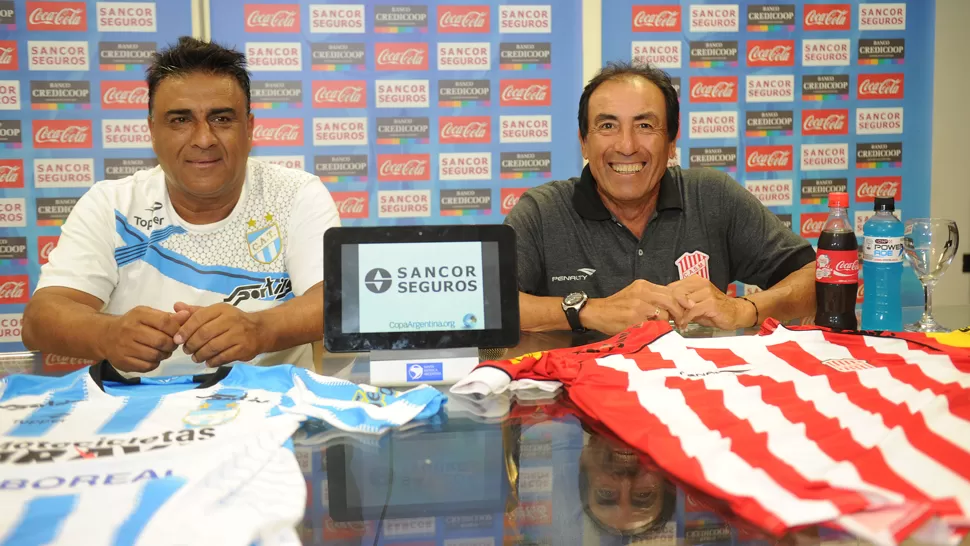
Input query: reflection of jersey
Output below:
<box><xmin>453</xmin><ymin>319</ymin><xmax>970</xmax><ymax>546</ymax></box>
<box><xmin>0</xmin><ymin>363</ymin><xmax>444</xmax><ymax>545</ymax></box>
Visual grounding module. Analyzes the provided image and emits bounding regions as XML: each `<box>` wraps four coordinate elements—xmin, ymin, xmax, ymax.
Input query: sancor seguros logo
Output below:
<box><xmin>365</xmin><ymin>268</ymin><xmax>392</xmax><ymax>293</ymax></box>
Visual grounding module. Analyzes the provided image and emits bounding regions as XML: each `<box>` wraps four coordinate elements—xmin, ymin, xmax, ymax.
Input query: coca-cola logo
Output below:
<box><xmin>834</xmin><ymin>260</ymin><xmax>860</xmax><ymax>275</ymax></box>
<box><xmin>0</xmin><ymin>47</ymin><xmax>13</xmax><ymax>66</ymax></box>
<box><xmin>805</xmin><ymin>6</ymin><xmax>850</xmax><ymax>29</ymax></box>
<box><xmin>36</xmin><ymin>125</ymin><xmax>88</xmax><ymax>144</ymax></box>
<box><xmin>379</xmin><ymin>159</ymin><xmax>427</xmax><ymax>177</ymax></box>
<box><xmin>442</xmin><ymin>121</ymin><xmax>487</xmax><ymax>140</ymax></box>
<box><xmin>337</xmin><ymin>197</ymin><xmax>365</xmax><ymax>215</ymax></box>
<box><xmin>0</xmin><ymin>165</ymin><xmax>20</xmax><ymax>184</ymax></box>
<box><xmin>747</xmin><ymin>150</ymin><xmax>791</xmax><ymax>168</ymax></box>
<box><xmin>440</xmin><ymin>10</ymin><xmax>487</xmax><ymax>28</ymax></box>
<box><xmin>0</xmin><ymin>279</ymin><xmax>27</xmax><ymax>303</ymax></box>
<box><xmin>857</xmin><ymin>281</ymin><xmax>865</xmax><ymax>303</ymax></box>
<box><xmin>856</xmin><ymin>178</ymin><xmax>902</xmax><ymax>201</ymax></box>
<box><xmin>253</xmin><ymin>124</ymin><xmax>300</xmax><ymax>142</ymax></box>
<box><xmin>691</xmin><ymin>81</ymin><xmax>735</xmax><ymax>99</ymax></box>
<box><xmin>802</xmin><ymin>217</ymin><xmax>825</xmax><ymax>235</ymax></box>
<box><xmin>500</xmin><ymin>81</ymin><xmax>551</xmax><ymax>106</ymax></box>
<box><xmin>40</xmin><ymin>241</ymin><xmax>54</xmax><ymax>261</ymax></box>
<box><xmin>314</xmin><ymin>86</ymin><xmax>363</xmax><ymax>105</ymax></box>
<box><xmin>28</xmin><ymin>7</ymin><xmax>83</xmax><ymax>27</ymax></box>
<box><xmin>502</xmin><ymin>193</ymin><xmax>519</xmax><ymax>211</ymax></box>
<box><xmin>804</xmin><ymin>114</ymin><xmax>845</xmax><ymax>132</ymax></box>
<box><xmin>633</xmin><ymin>9</ymin><xmax>679</xmax><ymax>29</ymax></box>
<box><xmin>500</xmin><ymin>188</ymin><xmax>527</xmax><ymax>214</ymax></box>
<box><xmin>43</xmin><ymin>354</ymin><xmax>97</xmax><ymax>367</ymax></box>
<box><xmin>748</xmin><ymin>45</ymin><xmax>792</xmax><ymax>63</ymax></box>
<box><xmin>859</xmin><ymin>78</ymin><xmax>902</xmax><ymax>97</ymax></box>
<box><xmin>103</xmin><ymin>86</ymin><xmax>149</xmax><ymax>105</ymax></box>
<box><xmin>246</xmin><ymin>9</ymin><xmax>298</xmax><ymax>28</ymax></box>
<box><xmin>377</xmin><ymin>48</ymin><xmax>425</xmax><ymax>66</ymax></box>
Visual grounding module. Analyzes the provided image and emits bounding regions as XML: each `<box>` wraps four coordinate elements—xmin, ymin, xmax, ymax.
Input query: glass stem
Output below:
<box><xmin>922</xmin><ymin>280</ymin><xmax>935</xmax><ymax>324</ymax></box>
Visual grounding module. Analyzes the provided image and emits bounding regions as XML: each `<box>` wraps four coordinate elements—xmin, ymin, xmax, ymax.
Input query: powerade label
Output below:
<box><xmin>863</xmin><ymin>236</ymin><xmax>904</xmax><ymax>263</ymax></box>
<box><xmin>406</xmin><ymin>362</ymin><xmax>443</xmax><ymax>382</ymax></box>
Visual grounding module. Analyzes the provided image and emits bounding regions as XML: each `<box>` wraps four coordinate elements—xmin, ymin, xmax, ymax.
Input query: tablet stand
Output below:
<box><xmin>367</xmin><ymin>347</ymin><xmax>480</xmax><ymax>387</ymax></box>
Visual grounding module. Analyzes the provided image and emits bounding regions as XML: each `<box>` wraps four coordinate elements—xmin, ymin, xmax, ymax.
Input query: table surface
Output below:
<box><xmin>5</xmin><ymin>305</ymin><xmax>970</xmax><ymax>546</ymax></box>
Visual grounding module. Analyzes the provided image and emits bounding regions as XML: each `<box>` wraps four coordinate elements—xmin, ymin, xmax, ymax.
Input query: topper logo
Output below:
<box><xmin>314</xmin><ymin>85</ymin><xmax>363</xmax><ymax>105</ymax></box>
<box><xmin>103</xmin><ymin>86</ymin><xmax>148</xmax><ymax>106</ymax></box>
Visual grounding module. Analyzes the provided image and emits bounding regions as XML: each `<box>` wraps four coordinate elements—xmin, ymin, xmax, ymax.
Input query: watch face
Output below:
<box><xmin>564</xmin><ymin>292</ymin><xmax>584</xmax><ymax>306</ymax></box>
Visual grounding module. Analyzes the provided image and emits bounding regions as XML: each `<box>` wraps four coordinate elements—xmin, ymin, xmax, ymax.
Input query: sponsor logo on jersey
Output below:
<box><xmin>244</xmin><ymin>4</ymin><xmax>299</xmax><ymax>33</ymax></box>
<box><xmin>499</xmin><ymin>115</ymin><xmax>551</xmax><ymax>143</ymax></box>
<box><xmin>310</xmin><ymin>4</ymin><xmax>364</xmax><ymax>33</ymax></box>
<box><xmin>689</xmin><ymin>111</ymin><xmax>738</xmax><ymax>139</ymax></box>
<box><xmin>632</xmin><ymin>5</ymin><xmax>681</xmax><ymax>31</ymax></box>
<box><xmin>689</xmin><ymin>76</ymin><xmax>737</xmax><ymax>103</ymax></box>
<box><xmin>676</xmin><ymin>250</ymin><xmax>711</xmax><ymax>280</ymax></box>
<box><xmin>438</xmin><ymin>79</ymin><xmax>490</xmax><ymax>106</ymax></box>
<box><xmin>438</xmin><ymin>42</ymin><xmax>490</xmax><ymax>71</ymax></box>
<box><xmin>0</xmin><ymin>80</ymin><xmax>19</xmax><ymax>110</ymax></box>
<box><xmin>804</xmin><ymin>4</ymin><xmax>850</xmax><ymax>31</ymax></box>
<box><xmin>103</xmin><ymin>157</ymin><xmax>157</xmax><ymax>180</ymax></box>
<box><xmin>313</xmin><ymin>117</ymin><xmax>366</xmax><ymax>146</ymax></box>
<box><xmin>632</xmin><ymin>41</ymin><xmax>681</xmax><ymax>69</ymax></box>
<box><xmin>746</xmin><ymin>74</ymin><xmax>794</xmax><ymax>102</ymax></box>
<box><xmin>439</xmin><ymin>116</ymin><xmax>490</xmax><ymax>145</ymax></box>
<box><xmin>802</xmin><ymin>108</ymin><xmax>849</xmax><ymax>136</ymax></box>
<box><xmin>499</xmin><ymin>42</ymin><xmax>551</xmax><ymax>69</ymax></box>
<box><xmin>34</xmin><ymin>158</ymin><xmax>94</xmax><ymax>188</ymax></box>
<box><xmin>378</xmin><ymin>190</ymin><xmax>431</xmax><ymax>218</ymax></box>
<box><xmin>0</xmin><ymin>198</ymin><xmax>26</xmax><ymax>227</ymax></box>
<box><xmin>501</xmin><ymin>188</ymin><xmax>527</xmax><ymax>215</ymax></box>
<box><xmin>247</xmin><ymin>213</ymin><xmax>282</xmax><ymax>264</ymax></box>
<box><xmin>747</xmin><ymin>4</ymin><xmax>795</xmax><ymax>31</ymax></box>
<box><xmin>801</xmin><ymin>177</ymin><xmax>848</xmax><ymax>204</ymax></box>
<box><xmin>856</xmin><ymin>142</ymin><xmax>902</xmax><ymax>168</ymax></box>
<box><xmin>29</xmin><ymin>40</ymin><xmax>89</xmax><ymax>71</ymax></box>
<box><xmin>247</xmin><ymin>42</ymin><xmax>302</xmax><ymax>71</ymax></box>
<box><xmin>0</xmin><ymin>159</ymin><xmax>23</xmax><ymax>188</ymax></box>
<box><xmin>689</xmin><ymin>40</ymin><xmax>738</xmax><ymax>68</ymax></box>
<box><xmin>33</xmin><ymin>119</ymin><xmax>92</xmax><ymax>149</ymax></box>
<box><xmin>499</xmin><ymin>5</ymin><xmax>550</xmax><ymax>33</ymax></box>
<box><xmin>252</xmin><ymin>118</ymin><xmax>303</xmax><ymax>147</ymax></box>
<box><xmin>440</xmin><ymin>188</ymin><xmax>491</xmax><ymax>216</ymax></box>
<box><xmin>314</xmin><ymin>154</ymin><xmax>367</xmax><ymax>182</ymax></box>
<box><xmin>98</xmin><ymin>41</ymin><xmax>155</xmax><ymax>70</ymax></box>
<box><xmin>746</xmin><ymin>39</ymin><xmax>794</xmax><ymax>67</ymax></box>
<box><xmin>251</xmin><ymin>80</ymin><xmax>302</xmax><ymax>109</ymax></box>
<box><xmin>102</xmin><ymin>119</ymin><xmax>150</xmax><ymax>149</ymax></box>
<box><xmin>27</xmin><ymin>1</ymin><xmax>86</xmax><ymax>31</ymax></box>
<box><xmin>800</xmin><ymin>143</ymin><xmax>848</xmax><ymax>171</ymax></box>
<box><xmin>97</xmin><ymin>2</ymin><xmax>157</xmax><ymax>32</ymax></box>
<box><xmin>802</xmin><ymin>74</ymin><xmax>849</xmax><ymax>100</ymax></box>
<box><xmin>375</xmin><ymin>42</ymin><xmax>428</xmax><ymax>71</ymax></box>
<box><xmin>688</xmin><ymin>147</ymin><xmax>737</xmax><ymax>172</ymax></box>
<box><xmin>36</xmin><ymin>197</ymin><xmax>78</xmax><ymax>226</ymax></box>
<box><xmin>375</xmin><ymin>80</ymin><xmax>429</xmax><ymax>108</ymax></box>
<box><xmin>224</xmin><ymin>277</ymin><xmax>293</xmax><ymax>306</ymax></box>
<box><xmin>858</xmin><ymin>73</ymin><xmax>904</xmax><ymax>99</ymax></box>
<box><xmin>746</xmin><ymin>110</ymin><xmax>793</xmax><ymax>137</ymax></box>
<box><xmin>858</xmin><ymin>38</ymin><xmax>905</xmax><ymax>64</ymax></box>
<box><xmin>311</xmin><ymin>42</ymin><xmax>365</xmax><ymax>71</ymax></box>
<box><xmin>859</xmin><ymin>3</ymin><xmax>905</xmax><ymax>30</ymax></box>
<box><xmin>374</xmin><ymin>4</ymin><xmax>428</xmax><ymax>33</ymax></box>
<box><xmin>745</xmin><ymin>179</ymin><xmax>793</xmax><ymax>206</ymax></box>
<box><xmin>330</xmin><ymin>191</ymin><xmax>369</xmax><ymax>219</ymax></box>
<box><xmin>856</xmin><ymin>176</ymin><xmax>902</xmax><ymax>202</ymax></box>
<box><xmin>500</xmin><ymin>151</ymin><xmax>551</xmax><ymax>179</ymax></box>
<box><xmin>378</xmin><ymin>153</ymin><xmax>430</xmax><ymax>182</ymax></box>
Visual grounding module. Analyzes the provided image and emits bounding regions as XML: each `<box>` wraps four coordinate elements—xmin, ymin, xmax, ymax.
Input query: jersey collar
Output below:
<box><xmin>572</xmin><ymin>164</ymin><xmax>684</xmax><ymax>221</ymax></box>
<box><xmin>88</xmin><ymin>360</ymin><xmax>233</xmax><ymax>392</ymax></box>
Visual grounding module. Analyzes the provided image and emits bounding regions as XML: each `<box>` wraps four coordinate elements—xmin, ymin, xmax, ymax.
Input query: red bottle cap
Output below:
<box><xmin>828</xmin><ymin>192</ymin><xmax>849</xmax><ymax>208</ymax></box>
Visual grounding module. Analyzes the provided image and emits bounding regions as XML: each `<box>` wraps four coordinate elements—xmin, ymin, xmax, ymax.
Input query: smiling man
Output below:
<box><xmin>22</xmin><ymin>37</ymin><xmax>340</xmax><ymax>376</ymax></box>
<box><xmin>506</xmin><ymin>62</ymin><xmax>816</xmax><ymax>335</ymax></box>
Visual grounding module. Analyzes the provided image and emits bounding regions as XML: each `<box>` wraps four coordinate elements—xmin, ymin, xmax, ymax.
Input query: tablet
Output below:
<box><xmin>323</xmin><ymin>225</ymin><xmax>520</xmax><ymax>352</ymax></box>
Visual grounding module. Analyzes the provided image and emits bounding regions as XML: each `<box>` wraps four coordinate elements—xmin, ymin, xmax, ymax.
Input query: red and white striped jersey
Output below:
<box><xmin>452</xmin><ymin>319</ymin><xmax>970</xmax><ymax>546</ymax></box>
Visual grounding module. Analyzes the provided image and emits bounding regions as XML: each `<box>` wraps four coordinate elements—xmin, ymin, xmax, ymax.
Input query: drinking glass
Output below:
<box><xmin>903</xmin><ymin>218</ymin><xmax>959</xmax><ymax>332</ymax></box>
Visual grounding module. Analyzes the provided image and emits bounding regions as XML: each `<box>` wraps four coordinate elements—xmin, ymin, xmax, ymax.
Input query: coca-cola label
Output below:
<box><xmin>499</xmin><ymin>42</ymin><xmax>551</xmax><ymax>68</ymax></box>
<box><xmin>0</xmin><ymin>2</ymin><xmax>15</xmax><ymax>28</ymax></box>
<box><xmin>800</xmin><ymin>212</ymin><xmax>830</xmax><ymax>238</ymax></box>
<box><xmin>746</xmin><ymin>40</ymin><xmax>795</xmax><ymax>67</ymax></box>
<box><xmin>440</xmin><ymin>116</ymin><xmax>490</xmax><ymax>145</ymax></box>
<box><xmin>858</xmin><ymin>73</ymin><xmax>904</xmax><ymax>100</ymax></box>
<box><xmin>0</xmin><ymin>237</ymin><xmax>27</xmax><ymax>261</ymax></box>
<box><xmin>310</xmin><ymin>4</ymin><xmax>364</xmax><ymax>34</ymax></box>
<box><xmin>803</xmin><ymin>39</ymin><xmax>850</xmax><ymax>67</ymax></box>
<box><xmin>856</xmin><ymin>107</ymin><xmax>903</xmax><ymax>135</ymax></box>
<box><xmin>246</xmin><ymin>42</ymin><xmax>302</xmax><ymax>72</ymax></box>
<box><xmin>802</xmin><ymin>108</ymin><xmax>849</xmax><ymax>136</ymax></box>
<box><xmin>500</xmin><ymin>114</ymin><xmax>551</xmax><ymax>143</ymax></box>
<box><xmin>500</xmin><ymin>187</ymin><xmax>528</xmax><ymax>215</ymax></box>
<box><xmin>310</xmin><ymin>42</ymin><xmax>365</xmax><ymax>70</ymax></box>
<box><xmin>376</xmin><ymin>117</ymin><xmax>430</xmax><ymax>143</ymax></box>
<box><xmin>499</xmin><ymin>5</ymin><xmax>551</xmax><ymax>34</ymax></box>
<box><xmin>375</xmin><ymin>42</ymin><xmax>428</xmax><ymax>71</ymax></box>
<box><xmin>251</xmin><ymin>80</ymin><xmax>303</xmax><ymax>108</ymax></box>
<box><xmin>375</xmin><ymin>79</ymin><xmax>429</xmax><ymax>108</ymax></box>
<box><xmin>0</xmin><ymin>198</ymin><xmax>25</xmax><ymax>227</ymax></box>
<box><xmin>632</xmin><ymin>41</ymin><xmax>681</xmax><ymax>69</ymax></box>
<box><xmin>0</xmin><ymin>80</ymin><xmax>20</xmax><ymax>110</ymax></box>
<box><xmin>745</xmin><ymin>145</ymin><xmax>793</xmax><ymax>172</ymax></box>
<box><xmin>746</xmin><ymin>110</ymin><xmax>793</xmax><ymax>136</ymax></box>
<box><xmin>688</xmin><ymin>147</ymin><xmax>738</xmax><ymax>171</ymax></box>
<box><xmin>33</xmin><ymin>119</ymin><xmax>92</xmax><ymax>149</ymax></box>
<box><xmin>800</xmin><ymin>143</ymin><xmax>849</xmax><ymax>171</ymax></box>
<box><xmin>499</xmin><ymin>79</ymin><xmax>551</xmax><ymax>107</ymax></box>
<box><xmin>314</xmin><ymin>154</ymin><xmax>367</xmax><ymax>181</ymax></box>
<box><xmin>500</xmin><ymin>151</ymin><xmax>551</xmax><ymax>178</ymax></box>
<box><xmin>96</xmin><ymin>2</ymin><xmax>157</xmax><ymax>32</ymax></box>
<box><xmin>856</xmin><ymin>142</ymin><xmax>902</xmax><ymax>168</ymax></box>
<box><xmin>804</xmin><ymin>4</ymin><xmax>851</xmax><ymax>31</ymax></box>
<box><xmin>802</xmin><ymin>74</ymin><xmax>850</xmax><ymax>99</ymax></box>
<box><xmin>42</xmin><ymin>353</ymin><xmax>98</xmax><ymax>372</ymax></box>
<box><xmin>632</xmin><ymin>5</ymin><xmax>681</xmax><ymax>32</ymax></box>
<box><xmin>440</xmin><ymin>188</ymin><xmax>491</xmax><ymax>214</ymax></box>
<box><xmin>311</xmin><ymin>80</ymin><xmax>365</xmax><ymax>109</ymax></box>
<box><xmin>688</xmin><ymin>111</ymin><xmax>738</xmax><ymax>140</ymax></box>
<box><xmin>104</xmin><ymin>157</ymin><xmax>157</xmax><ymax>180</ymax></box>
<box><xmin>36</xmin><ymin>197</ymin><xmax>78</xmax><ymax>226</ymax></box>
<box><xmin>313</xmin><ymin>117</ymin><xmax>367</xmax><ymax>146</ymax></box>
<box><xmin>859</xmin><ymin>3</ymin><xmax>906</xmax><ymax>31</ymax></box>
<box><xmin>374</xmin><ymin>5</ymin><xmax>428</xmax><ymax>31</ymax></box>
<box><xmin>34</xmin><ymin>158</ymin><xmax>94</xmax><ymax>188</ymax></box>
<box><xmin>801</xmin><ymin>177</ymin><xmax>848</xmax><ymax>204</ymax></box>
<box><xmin>438</xmin><ymin>42</ymin><xmax>491</xmax><ymax>71</ymax></box>
<box><xmin>689</xmin><ymin>76</ymin><xmax>737</xmax><ymax>103</ymax></box>
<box><xmin>29</xmin><ymin>40</ymin><xmax>89</xmax><ymax>71</ymax></box>
<box><xmin>329</xmin><ymin>191</ymin><xmax>369</xmax><ymax>219</ymax></box>
<box><xmin>689</xmin><ymin>41</ymin><xmax>739</xmax><ymax>67</ymax></box>
<box><xmin>855</xmin><ymin>176</ymin><xmax>902</xmax><ymax>202</ymax></box>
<box><xmin>30</xmin><ymin>80</ymin><xmax>90</xmax><ymax>106</ymax></box>
<box><xmin>855</xmin><ymin>209</ymin><xmax>902</xmax><ymax>237</ymax></box>
<box><xmin>857</xmin><ymin>279</ymin><xmax>865</xmax><ymax>304</ymax></box>
<box><xmin>746</xmin><ymin>74</ymin><xmax>794</xmax><ymax>103</ymax></box>
<box><xmin>858</xmin><ymin>38</ymin><xmax>905</xmax><ymax>64</ymax></box>
<box><xmin>0</xmin><ymin>119</ymin><xmax>21</xmax><ymax>145</ymax></box>
<box><xmin>26</xmin><ymin>1</ymin><xmax>86</xmax><ymax>31</ymax></box>
<box><xmin>102</xmin><ymin>118</ymin><xmax>150</xmax><ymax>149</ymax></box>
<box><xmin>254</xmin><ymin>155</ymin><xmax>304</xmax><ymax>171</ymax></box>
<box><xmin>37</xmin><ymin>235</ymin><xmax>58</xmax><ymax>265</ymax></box>
<box><xmin>438</xmin><ymin>79</ymin><xmax>490</xmax><ymax>106</ymax></box>
<box><xmin>438</xmin><ymin>5</ymin><xmax>489</xmax><ymax>33</ymax></box>
<box><xmin>252</xmin><ymin>118</ymin><xmax>303</xmax><ymax>147</ymax></box>
<box><xmin>377</xmin><ymin>154</ymin><xmax>430</xmax><ymax>182</ymax></box>
<box><xmin>816</xmin><ymin>250</ymin><xmax>859</xmax><ymax>284</ymax></box>
<box><xmin>439</xmin><ymin>152</ymin><xmax>491</xmax><ymax>181</ymax></box>
<box><xmin>0</xmin><ymin>275</ymin><xmax>28</xmax><ymax>304</ymax></box>
<box><xmin>0</xmin><ymin>159</ymin><xmax>23</xmax><ymax>189</ymax></box>
<box><xmin>774</xmin><ymin>213</ymin><xmax>793</xmax><ymax>230</ymax></box>
<box><xmin>378</xmin><ymin>190</ymin><xmax>431</xmax><ymax>218</ymax></box>
<box><xmin>689</xmin><ymin>4</ymin><xmax>739</xmax><ymax>32</ymax></box>
<box><xmin>0</xmin><ymin>41</ymin><xmax>17</xmax><ymax>71</ymax></box>
<box><xmin>745</xmin><ymin>179</ymin><xmax>793</xmax><ymax>206</ymax></box>
<box><xmin>98</xmin><ymin>41</ymin><xmax>155</xmax><ymax>68</ymax></box>
<box><xmin>747</xmin><ymin>4</ymin><xmax>796</xmax><ymax>30</ymax></box>
<box><xmin>244</xmin><ymin>4</ymin><xmax>300</xmax><ymax>33</ymax></box>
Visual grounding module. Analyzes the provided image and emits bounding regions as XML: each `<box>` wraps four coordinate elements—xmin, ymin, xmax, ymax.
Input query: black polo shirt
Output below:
<box><xmin>504</xmin><ymin>165</ymin><xmax>816</xmax><ymax>298</ymax></box>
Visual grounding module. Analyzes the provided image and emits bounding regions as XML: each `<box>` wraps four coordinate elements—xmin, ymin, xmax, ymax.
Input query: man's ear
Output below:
<box><xmin>578</xmin><ymin>128</ymin><xmax>587</xmax><ymax>162</ymax></box>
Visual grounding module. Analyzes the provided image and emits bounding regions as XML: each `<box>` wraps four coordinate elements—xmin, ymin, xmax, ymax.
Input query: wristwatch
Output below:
<box><xmin>562</xmin><ymin>291</ymin><xmax>589</xmax><ymax>333</ymax></box>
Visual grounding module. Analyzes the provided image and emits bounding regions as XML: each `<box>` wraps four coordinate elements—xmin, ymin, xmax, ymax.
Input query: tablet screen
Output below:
<box><xmin>341</xmin><ymin>241</ymin><xmax>502</xmax><ymax>334</ymax></box>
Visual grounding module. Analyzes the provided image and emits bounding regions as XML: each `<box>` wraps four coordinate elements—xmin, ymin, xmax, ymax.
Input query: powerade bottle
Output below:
<box><xmin>861</xmin><ymin>197</ymin><xmax>904</xmax><ymax>331</ymax></box>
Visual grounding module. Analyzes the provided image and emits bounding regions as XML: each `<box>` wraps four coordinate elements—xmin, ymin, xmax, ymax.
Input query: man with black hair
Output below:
<box><xmin>23</xmin><ymin>37</ymin><xmax>340</xmax><ymax>376</ymax></box>
<box><xmin>505</xmin><ymin>61</ymin><xmax>816</xmax><ymax>335</ymax></box>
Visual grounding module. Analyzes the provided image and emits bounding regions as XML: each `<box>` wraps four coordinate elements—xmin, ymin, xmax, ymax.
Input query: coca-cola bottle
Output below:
<box><xmin>814</xmin><ymin>192</ymin><xmax>859</xmax><ymax>330</ymax></box>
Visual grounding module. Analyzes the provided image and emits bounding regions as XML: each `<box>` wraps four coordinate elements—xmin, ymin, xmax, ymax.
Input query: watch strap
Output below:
<box><xmin>565</xmin><ymin>305</ymin><xmax>585</xmax><ymax>332</ymax></box>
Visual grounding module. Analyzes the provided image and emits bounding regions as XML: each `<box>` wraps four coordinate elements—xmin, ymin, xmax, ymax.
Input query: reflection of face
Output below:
<box><xmin>579</xmin><ymin>76</ymin><xmax>677</xmax><ymax>207</ymax></box>
<box><xmin>580</xmin><ymin>434</ymin><xmax>666</xmax><ymax>533</ymax></box>
<box><xmin>148</xmin><ymin>72</ymin><xmax>254</xmax><ymax>203</ymax></box>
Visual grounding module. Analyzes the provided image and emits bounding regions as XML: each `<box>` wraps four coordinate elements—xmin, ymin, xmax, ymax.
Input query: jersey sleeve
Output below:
<box><xmin>451</xmin><ymin>350</ymin><xmax>565</xmax><ymax>396</ymax></box>
<box><xmin>34</xmin><ymin>185</ymin><xmax>119</xmax><ymax>304</ymax></box>
<box><xmin>284</xmin><ymin>180</ymin><xmax>341</xmax><ymax>297</ymax></box>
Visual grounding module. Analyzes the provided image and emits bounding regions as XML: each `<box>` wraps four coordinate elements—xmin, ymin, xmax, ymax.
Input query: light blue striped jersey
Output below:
<box><xmin>0</xmin><ymin>363</ymin><xmax>446</xmax><ymax>545</ymax></box>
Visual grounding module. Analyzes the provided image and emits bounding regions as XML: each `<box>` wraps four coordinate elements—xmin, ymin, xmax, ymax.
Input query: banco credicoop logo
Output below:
<box><xmin>365</xmin><ymin>268</ymin><xmax>392</xmax><ymax>293</ymax></box>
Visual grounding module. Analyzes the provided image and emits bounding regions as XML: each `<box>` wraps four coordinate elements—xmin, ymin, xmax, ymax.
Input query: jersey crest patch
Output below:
<box><xmin>247</xmin><ymin>213</ymin><xmax>282</xmax><ymax>264</ymax></box>
<box><xmin>675</xmin><ymin>250</ymin><xmax>710</xmax><ymax>280</ymax></box>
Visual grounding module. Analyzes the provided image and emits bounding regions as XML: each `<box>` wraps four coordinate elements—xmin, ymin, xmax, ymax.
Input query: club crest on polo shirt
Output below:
<box><xmin>676</xmin><ymin>250</ymin><xmax>710</xmax><ymax>280</ymax></box>
<box><xmin>247</xmin><ymin>212</ymin><xmax>282</xmax><ymax>264</ymax></box>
